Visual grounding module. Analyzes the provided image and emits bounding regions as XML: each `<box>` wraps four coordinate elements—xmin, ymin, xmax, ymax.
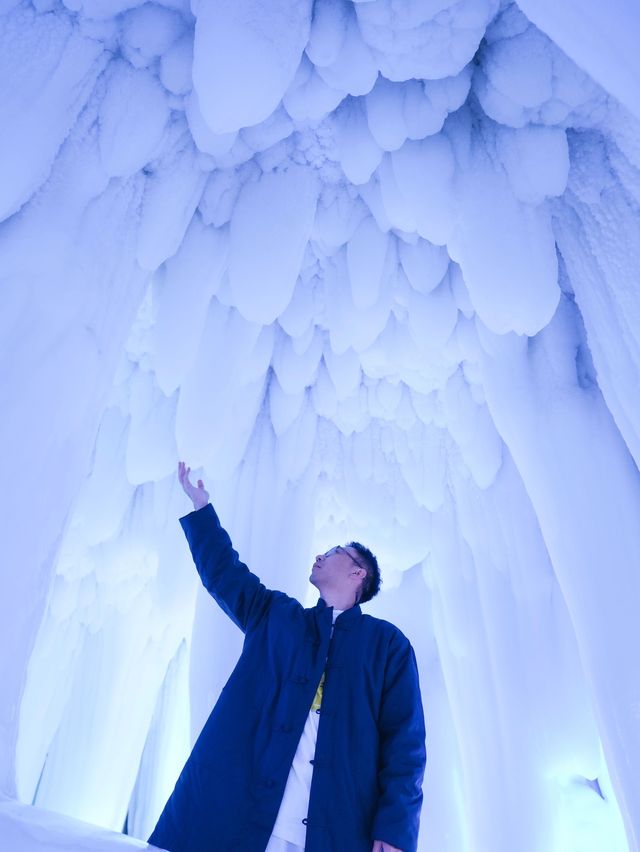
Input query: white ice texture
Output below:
<box><xmin>1</xmin><ymin>0</ymin><xmax>640</xmax><ymax>851</ymax></box>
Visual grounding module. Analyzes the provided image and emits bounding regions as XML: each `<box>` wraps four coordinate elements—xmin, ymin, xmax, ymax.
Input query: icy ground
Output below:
<box><xmin>1</xmin><ymin>0</ymin><xmax>640</xmax><ymax>850</ymax></box>
<box><xmin>0</xmin><ymin>794</ymin><xmax>164</xmax><ymax>852</ymax></box>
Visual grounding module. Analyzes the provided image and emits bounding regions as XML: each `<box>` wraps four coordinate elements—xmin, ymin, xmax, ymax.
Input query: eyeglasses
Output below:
<box><xmin>324</xmin><ymin>545</ymin><xmax>366</xmax><ymax>575</ymax></box>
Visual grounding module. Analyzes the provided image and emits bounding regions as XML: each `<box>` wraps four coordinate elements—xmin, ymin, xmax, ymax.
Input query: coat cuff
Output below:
<box><xmin>371</xmin><ymin>814</ymin><xmax>418</xmax><ymax>852</ymax></box>
<box><xmin>179</xmin><ymin>502</ymin><xmax>216</xmax><ymax>527</ymax></box>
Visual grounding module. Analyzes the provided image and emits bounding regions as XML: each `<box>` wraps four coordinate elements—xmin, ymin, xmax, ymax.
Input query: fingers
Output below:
<box><xmin>178</xmin><ymin>462</ymin><xmax>207</xmax><ymax>494</ymax></box>
<box><xmin>178</xmin><ymin>462</ymin><xmax>206</xmax><ymax>497</ymax></box>
<box><xmin>178</xmin><ymin>461</ymin><xmax>191</xmax><ymax>490</ymax></box>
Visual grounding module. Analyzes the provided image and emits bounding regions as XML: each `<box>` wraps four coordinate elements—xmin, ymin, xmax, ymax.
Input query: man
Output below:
<box><xmin>148</xmin><ymin>462</ymin><xmax>426</xmax><ymax>852</ymax></box>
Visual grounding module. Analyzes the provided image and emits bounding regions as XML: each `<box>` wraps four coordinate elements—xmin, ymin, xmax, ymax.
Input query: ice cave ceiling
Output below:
<box><xmin>1</xmin><ymin>0</ymin><xmax>640</xmax><ymax>850</ymax></box>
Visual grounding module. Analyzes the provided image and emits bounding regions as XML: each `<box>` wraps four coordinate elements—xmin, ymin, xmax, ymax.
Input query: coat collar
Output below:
<box><xmin>314</xmin><ymin>597</ymin><xmax>362</xmax><ymax>629</ymax></box>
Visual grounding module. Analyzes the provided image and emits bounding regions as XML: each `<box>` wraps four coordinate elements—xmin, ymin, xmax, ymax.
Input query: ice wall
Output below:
<box><xmin>1</xmin><ymin>0</ymin><xmax>639</xmax><ymax>850</ymax></box>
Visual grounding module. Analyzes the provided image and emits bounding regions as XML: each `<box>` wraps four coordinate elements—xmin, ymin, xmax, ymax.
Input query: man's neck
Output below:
<box><xmin>321</xmin><ymin>591</ymin><xmax>357</xmax><ymax>611</ymax></box>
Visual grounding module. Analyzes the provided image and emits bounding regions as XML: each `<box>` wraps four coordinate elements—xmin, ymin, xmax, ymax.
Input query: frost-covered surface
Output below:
<box><xmin>1</xmin><ymin>0</ymin><xmax>639</xmax><ymax>850</ymax></box>
<box><xmin>0</xmin><ymin>794</ymin><xmax>165</xmax><ymax>851</ymax></box>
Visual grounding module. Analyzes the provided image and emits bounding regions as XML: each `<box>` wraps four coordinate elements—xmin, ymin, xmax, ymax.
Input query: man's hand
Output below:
<box><xmin>372</xmin><ymin>842</ymin><xmax>403</xmax><ymax>852</ymax></box>
<box><xmin>178</xmin><ymin>461</ymin><xmax>209</xmax><ymax>511</ymax></box>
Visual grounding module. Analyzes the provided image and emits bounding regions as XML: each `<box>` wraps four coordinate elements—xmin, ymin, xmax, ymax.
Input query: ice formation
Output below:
<box><xmin>1</xmin><ymin>0</ymin><xmax>639</xmax><ymax>850</ymax></box>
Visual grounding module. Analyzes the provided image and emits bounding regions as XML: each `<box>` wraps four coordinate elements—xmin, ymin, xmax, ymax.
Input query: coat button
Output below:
<box><xmin>309</xmin><ymin>759</ymin><xmax>315</xmax><ymax>765</ymax></box>
<box><xmin>302</xmin><ymin>818</ymin><xmax>308</xmax><ymax>825</ymax></box>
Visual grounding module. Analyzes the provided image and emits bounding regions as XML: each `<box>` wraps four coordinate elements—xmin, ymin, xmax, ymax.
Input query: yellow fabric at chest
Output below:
<box><xmin>311</xmin><ymin>672</ymin><xmax>325</xmax><ymax>711</ymax></box>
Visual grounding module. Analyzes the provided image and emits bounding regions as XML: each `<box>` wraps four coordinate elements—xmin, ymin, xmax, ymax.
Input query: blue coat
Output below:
<box><xmin>149</xmin><ymin>504</ymin><xmax>426</xmax><ymax>852</ymax></box>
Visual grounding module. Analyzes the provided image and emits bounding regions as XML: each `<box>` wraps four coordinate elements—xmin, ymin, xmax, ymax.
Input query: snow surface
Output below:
<box><xmin>0</xmin><ymin>794</ymin><xmax>164</xmax><ymax>851</ymax></box>
<box><xmin>1</xmin><ymin>0</ymin><xmax>639</xmax><ymax>851</ymax></box>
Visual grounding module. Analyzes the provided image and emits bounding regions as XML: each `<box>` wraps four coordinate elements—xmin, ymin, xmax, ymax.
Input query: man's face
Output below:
<box><xmin>310</xmin><ymin>545</ymin><xmax>366</xmax><ymax>596</ymax></box>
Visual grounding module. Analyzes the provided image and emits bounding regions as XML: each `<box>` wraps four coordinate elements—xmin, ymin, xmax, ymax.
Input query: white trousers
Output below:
<box><xmin>264</xmin><ymin>835</ymin><xmax>304</xmax><ymax>852</ymax></box>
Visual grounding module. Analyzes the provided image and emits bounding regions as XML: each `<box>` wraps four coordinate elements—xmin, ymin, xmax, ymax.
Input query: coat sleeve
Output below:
<box><xmin>371</xmin><ymin>635</ymin><xmax>426</xmax><ymax>852</ymax></box>
<box><xmin>180</xmin><ymin>503</ymin><xmax>280</xmax><ymax>634</ymax></box>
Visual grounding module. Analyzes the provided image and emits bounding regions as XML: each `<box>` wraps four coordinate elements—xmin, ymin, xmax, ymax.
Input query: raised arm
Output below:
<box><xmin>178</xmin><ymin>462</ymin><xmax>279</xmax><ymax>633</ymax></box>
<box><xmin>372</xmin><ymin>636</ymin><xmax>426</xmax><ymax>852</ymax></box>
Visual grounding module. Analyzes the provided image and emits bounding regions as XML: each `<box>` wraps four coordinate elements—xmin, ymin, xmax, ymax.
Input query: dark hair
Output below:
<box><xmin>347</xmin><ymin>541</ymin><xmax>381</xmax><ymax>604</ymax></box>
